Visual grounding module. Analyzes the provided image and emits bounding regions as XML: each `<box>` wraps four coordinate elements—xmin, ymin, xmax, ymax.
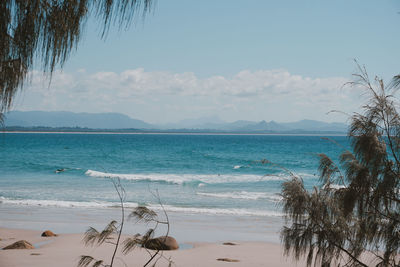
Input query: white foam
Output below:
<box><xmin>197</xmin><ymin>191</ymin><xmax>282</xmax><ymax>201</ymax></box>
<box><xmin>0</xmin><ymin>197</ymin><xmax>118</xmax><ymax>208</ymax></box>
<box><xmin>233</xmin><ymin>165</ymin><xmax>242</xmax><ymax>169</ymax></box>
<box><xmin>85</xmin><ymin>170</ymin><xmax>285</xmax><ymax>185</ymax></box>
<box><xmin>327</xmin><ymin>184</ymin><xmax>346</xmax><ymax>190</ymax></box>
<box><xmin>0</xmin><ymin>197</ymin><xmax>282</xmax><ymax>217</ymax></box>
<box><xmin>148</xmin><ymin>204</ymin><xmax>283</xmax><ymax>217</ymax></box>
<box><xmin>85</xmin><ymin>170</ymin><xmax>188</xmax><ymax>184</ymax></box>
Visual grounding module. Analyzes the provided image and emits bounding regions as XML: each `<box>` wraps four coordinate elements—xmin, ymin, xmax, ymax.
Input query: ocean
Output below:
<box><xmin>0</xmin><ymin>133</ymin><xmax>349</xmax><ymax>242</ymax></box>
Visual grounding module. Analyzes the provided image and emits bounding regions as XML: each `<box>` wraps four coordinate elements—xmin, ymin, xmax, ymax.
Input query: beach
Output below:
<box><xmin>0</xmin><ymin>203</ymin><xmax>303</xmax><ymax>266</ymax></box>
<box><xmin>0</xmin><ymin>204</ymin><xmax>304</xmax><ymax>267</ymax></box>
<box><xmin>0</xmin><ymin>226</ymin><xmax>307</xmax><ymax>267</ymax></box>
<box><xmin>0</xmin><ymin>201</ymin><xmax>307</xmax><ymax>266</ymax></box>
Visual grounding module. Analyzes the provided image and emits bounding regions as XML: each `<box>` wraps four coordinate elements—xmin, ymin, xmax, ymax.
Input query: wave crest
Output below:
<box><xmin>197</xmin><ymin>191</ymin><xmax>281</xmax><ymax>201</ymax></box>
<box><xmin>0</xmin><ymin>197</ymin><xmax>282</xmax><ymax>217</ymax></box>
<box><xmin>85</xmin><ymin>170</ymin><xmax>285</xmax><ymax>185</ymax></box>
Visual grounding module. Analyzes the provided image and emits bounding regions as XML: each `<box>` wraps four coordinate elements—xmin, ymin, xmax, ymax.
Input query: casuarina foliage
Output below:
<box><xmin>0</xmin><ymin>0</ymin><xmax>153</xmax><ymax>116</ymax></box>
<box><xmin>281</xmin><ymin>64</ymin><xmax>400</xmax><ymax>266</ymax></box>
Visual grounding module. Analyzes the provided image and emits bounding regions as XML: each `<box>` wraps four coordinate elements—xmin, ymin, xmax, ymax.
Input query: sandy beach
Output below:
<box><xmin>0</xmin><ymin>227</ymin><xmax>307</xmax><ymax>267</ymax></box>
<box><xmin>0</xmin><ymin>203</ymin><xmax>307</xmax><ymax>266</ymax></box>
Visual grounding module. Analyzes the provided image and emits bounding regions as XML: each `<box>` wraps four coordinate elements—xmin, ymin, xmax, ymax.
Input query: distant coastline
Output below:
<box><xmin>3</xmin><ymin>110</ymin><xmax>348</xmax><ymax>134</ymax></box>
<box><xmin>2</xmin><ymin>126</ymin><xmax>347</xmax><ymax>135</ymax></box>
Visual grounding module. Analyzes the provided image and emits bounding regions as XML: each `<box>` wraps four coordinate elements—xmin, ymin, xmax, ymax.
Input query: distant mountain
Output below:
<box><xmin>159</xmin><ymin>116</ymin><xmax>227</xmax><ymax>129</ymax></box>
<box><xmin>230</xmin><ymin>120</ymin><xmax>290</xmax><ymax>132</ymax></box>
<box><xmin>226</xmin><ymin>120</ymin><xmax>257</xmax><ymax>129</ymax></box>
<box><xmin>160</xmin><ymin>118</ymin><xmax>347</xmax><ymax>133</ymax></box>
<box><xmin>4</xmin><ymin>111</ymin><xmax>348</xmax><ymax>133</ymax></box>
<box><xmin>281</xmin><ymin>119</ymin><xmax>348</xmax><ymax>132</ymax></box>
<box><xmin>4</xmin><ymin>111</ymin><xmax>155</xmax><ymax>129</ymax></box>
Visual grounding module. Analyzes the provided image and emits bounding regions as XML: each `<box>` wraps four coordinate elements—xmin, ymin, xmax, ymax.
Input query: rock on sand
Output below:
<box><xmin>143</xmin><ymin>236</ymin><xmax>179</xmax><ymax>250</ymax></box>
<box><xmin>41</xmin><ymin>230</ymin><xmax>57</xmax><ymax>237</ymax></box>
<box><xmin>3</xmin><ymin>240</ymin><xmax>34</xmax><ymax>250</ymax></box>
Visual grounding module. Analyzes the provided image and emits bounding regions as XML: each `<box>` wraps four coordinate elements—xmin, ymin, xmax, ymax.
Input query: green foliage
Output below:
<box><xmin>121</xmin><ymin>228</ymin><xmax>156</xmax><ymax>255</ymax></box>
<box><xmin>79</xmin><ymin>205</ymin><xmax>170</xmax><ymax>267</ymax></box>
<box><xmin>79</xmin><ymin>179</ymin><xmax>173</xmax><ymax>267</ymax></box>
<box><xmin>121</xmin><ymin>233</ymin><xmax>142</xmax><ymax>254</ymax></box>
<box><xmin>129</xmin><ymin>206</ymin><xmax>158</xmax><ymax>223</ymax></box>
<box><xmin>83</xmin><ymin>221</ymin><xmax>118</xmax><ymax>247</ymax></box>
<box><xmin>281</xmin><ymin>65</ymin><xmax>400</xmax><ymax>267</ymax></box>
<box><xmin>78</xmin><ymin>255</ymin><xmax>96</xmax><ymax>267</ymax></box>
<box><xmin>0</xmin><ymin>0</ymin><xmax>153</xmax><ymax>115</ymax></box>
<box><xmin>78</xmin><ymin>256</ymin><xmax>105</xmax><ymax>267</ymax></box>
<box><xmin>122</xmin><ymin>203</ymin><xmax>172</xmax><ymax>265</ymax></box>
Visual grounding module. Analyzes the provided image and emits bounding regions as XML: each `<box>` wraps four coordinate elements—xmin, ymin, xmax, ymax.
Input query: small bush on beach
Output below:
<box><xmin>280</xmin><ymin>65</ymin><xmax>400</xmax><ymax>266</ymax></box>
<box><xmin>78</xmin><ymin>178</ymin><xmax>174</xmax><ymax>267</ymax></box>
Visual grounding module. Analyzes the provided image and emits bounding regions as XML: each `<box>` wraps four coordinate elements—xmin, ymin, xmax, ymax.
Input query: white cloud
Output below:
<box><xmin>12</xmin><ymin>68</ymin><xmax>363</xmax><ymax>124</ymax></box>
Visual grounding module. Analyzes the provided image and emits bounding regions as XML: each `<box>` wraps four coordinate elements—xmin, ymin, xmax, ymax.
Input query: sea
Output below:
<box><xmin>0</xmin><ymin>133</ymin><xmax>349</xmax><ymax>242</ymax></box>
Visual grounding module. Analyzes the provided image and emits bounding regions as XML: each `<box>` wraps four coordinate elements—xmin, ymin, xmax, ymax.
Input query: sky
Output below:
<box><xmin>12</xmin><ymin>0</ymin><xmax>400</xmax><ymax>124</ymax></box>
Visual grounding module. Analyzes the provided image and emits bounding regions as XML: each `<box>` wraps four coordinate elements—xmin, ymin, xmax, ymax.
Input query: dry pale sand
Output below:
<box><xmin>0</xmin><ymin>227</ymin><xmax>307</xmax><ymax>267</ymax></box>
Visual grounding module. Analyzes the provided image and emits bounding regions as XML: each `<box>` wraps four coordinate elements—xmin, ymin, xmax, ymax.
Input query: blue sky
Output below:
<box><xmin>14</xmin><ymin>0</ymin><xmax>400</xmax><ymax>124</ymax></box>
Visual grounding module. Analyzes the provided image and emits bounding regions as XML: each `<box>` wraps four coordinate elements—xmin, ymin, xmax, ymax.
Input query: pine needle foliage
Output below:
<box><xmin>121</xmin><ymin>233</ymin><xmax>142</xmax><ymax>254</ymax></box>
<box><xmin>0</xmin><ymin>0</ymin><xmax>153</xmax><ymax>116</ymax></box>
<box><xmin>129</xmin><ymin>206</ymin><xmax>158</xmax><ymax>224</ymax></box>
<box><xmin>78</xmin><ymin>178</ymin><xmax>126</xmax><ymax>267</ymax></box>
<box><xmin>78</xmin><ymin>256</ymin><xmax>107</xmax><ymax>267</ymax></box>
<box><xmin>79</xmin><ymin>178</ymin><xmax>173</xmax><ymax>267</ymax></box>
<box><xmin>78</xmin><ymin>255</ymin><xmax>97</xmax><ymax>267</ymax></box>
<box><xmin>122</xmin><ymin>199</ymin><xmax>172</xmax><ymax>266</ymax></box>
<box><xmin>281</xmin><ymin>65</ymin><xmax>400</xmax><ymax>267</ymax></box>
<box><xmin>83</xmin><ymin>221</ymin><xmax>118</xmax><ymax>246</ymax></box>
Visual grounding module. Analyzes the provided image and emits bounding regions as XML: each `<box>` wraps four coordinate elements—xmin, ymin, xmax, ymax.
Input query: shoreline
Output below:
<box><xmin>0</xmin><ymin>227</ymin><xmax>306</xmax><ymax>267</ymax></box>
<box><xmin>0</xmin><ymin>203</ymin><xmax>283</xmax><ymax>243</ymax></box>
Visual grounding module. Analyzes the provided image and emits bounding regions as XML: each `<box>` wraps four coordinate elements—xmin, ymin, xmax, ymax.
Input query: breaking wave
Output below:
<box><xmin>0</xmin><ymin>197</ymin><xmax>282</xmax><ymax>217</ymax></box>
<box><xmin>197</xmin><ymin>191</ymin><xmax>281</xmax><ymax>201</ymax></box>
<box><xmin>85</xmin><ymin>170</ymin><xmax>285</xmax><ymax>185</ymax></box>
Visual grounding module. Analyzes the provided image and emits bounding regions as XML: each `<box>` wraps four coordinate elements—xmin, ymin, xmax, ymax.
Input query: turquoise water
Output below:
<box><xmin>0</xmin><ymin>133</ymin><xmax>349</xmax><ymax>218</ymax></box>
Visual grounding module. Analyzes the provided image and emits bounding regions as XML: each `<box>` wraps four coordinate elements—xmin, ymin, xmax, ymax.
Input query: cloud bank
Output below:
<box><xmin>13</xmin><ymin>68</ymin><xmax>363</xmax><ymax>123</ymax></box>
